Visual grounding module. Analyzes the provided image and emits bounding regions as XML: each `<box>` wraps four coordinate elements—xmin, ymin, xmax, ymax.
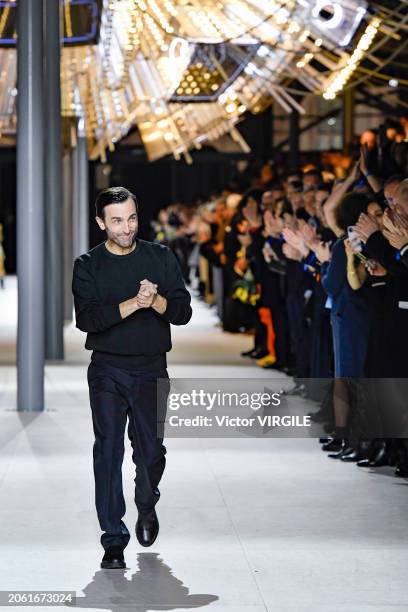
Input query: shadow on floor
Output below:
<box><xmin>69</xmin><ymin>552</ymin><xmax>218</xmax><ymax>611</ymax></box>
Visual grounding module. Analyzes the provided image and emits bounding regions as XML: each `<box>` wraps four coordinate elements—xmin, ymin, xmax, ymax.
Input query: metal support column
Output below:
<box><xmin>63</xmin><ymin>151</ymin><xmax>74</xmax><ymax>322</ymax></box>
<box><xmin>72</xmin><ymin>130</ymin><xmax>89</xmax><ymax>260</ymax></box>
<box><xmin>44</xmin><ymin>0</ymin><xmax>64</xmax><ymax>359</ymax></box>
<box><xmin>17</xmin><ymin>1</ymin><xmax>44</xmax><ymax>411</ymax></box>
<box><xmin>343</xmin><ymin>87</ymin><xmax>355</xmax><ymax>154</ymax></box>
<box><xmin>288</xmin><ymin>109</ymin><xmax>300</xmax><ymax>170</ymax></box>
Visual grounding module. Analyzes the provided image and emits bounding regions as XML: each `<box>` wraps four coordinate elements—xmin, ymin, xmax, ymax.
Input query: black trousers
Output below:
<box><xmin>87</xmin><ymin>360</ymin><xmax>170</xmax><ymax>550</ymax></box>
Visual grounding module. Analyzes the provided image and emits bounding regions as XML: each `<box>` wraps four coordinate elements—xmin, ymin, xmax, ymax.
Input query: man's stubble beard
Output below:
<box><xmin>105</xmin><ymin>226</ymin><xmax>138</xmax><ymax>249</ymax></box>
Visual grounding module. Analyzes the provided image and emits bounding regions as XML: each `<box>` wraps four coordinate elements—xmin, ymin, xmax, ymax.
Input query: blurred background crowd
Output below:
<box><xmin>148</xmin><ymin>111</ymin><xmax>408</xmax><ymax>478</ymax></box>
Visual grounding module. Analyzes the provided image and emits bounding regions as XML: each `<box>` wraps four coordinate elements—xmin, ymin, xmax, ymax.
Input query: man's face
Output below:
<box><xmin>96</xmin><ymin>197</ymin><xmax>138</xmax><ymax>248</ymax></box>
<box><xmin>394</xmin><ymin>180</ymin><xmax>408</xmax><ymax>215</ymax></box>
<box><xmin>386</xmin><ymin>127</ymin><xmax>398</xmax><ymax>142</ymax></box>
<box><xmin>303</xmin><ymin>174</ymin><xmax>320</xmax><ymax>189</ymax></box>
<box><xmin>271</xmin><ymin>187</ymin><xmax>284</xmax><ymax>202</ymax></box>
<box><xmin>360</xmin><ymin>130</ymin><xmax>376</xmax><ymax>150</ymax></box>
<box><xmin>304</xmin><ymin>190</ymin><xmax>317</xmax><ymax>215</ymax></box>
<box><xmin>316</xmin><ymin>189</ymin><xmax>329</xmax><ymax>206</ymax></box>
<box><xmin>215</xmin><ymin>199</ymin><xmax>227</xmax><ymax>219</ymax></box>
<box><xmin>261</xmin><ymin>191</ymin><xmax>275</xmax><ymax>211</ymax></box>
<box><xmin>384</xmin><ymin>180</ymin><xmax>400</xmax><ymax>207</ymax></box>
<box><xmin>288</xmin><ymin>191</ymin><xmax>303</xmax><ymax>211</ymax></box>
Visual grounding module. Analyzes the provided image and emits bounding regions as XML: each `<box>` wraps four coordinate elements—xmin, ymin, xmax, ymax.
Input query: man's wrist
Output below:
<box><xmin>151</xmin><ymin>293</ymin><xmax>167</xmax><ymax>314</ymax></box>
<box><xmin>119</xmin><ymin>295</ymin><xmax>140</xmax><ymax>319</ymax></box>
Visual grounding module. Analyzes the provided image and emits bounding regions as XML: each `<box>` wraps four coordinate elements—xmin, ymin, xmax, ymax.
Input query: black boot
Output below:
<box><xmin>101</xmin><ymin>545</ymin><xmax>126</xmax><ymax>569</ymax></box>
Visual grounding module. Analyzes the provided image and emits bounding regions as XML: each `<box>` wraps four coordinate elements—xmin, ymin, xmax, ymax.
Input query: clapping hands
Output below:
<box><xmin>300</xmin><ymin>223</ymin><xmax>318</xmax><ymax>250</ymax></box>
<box><xmin>136</xmin><ymin>279</ymin><xmax>158</xmax><ymax>308</ymax></box>
<box><xmin>354</xmin><ymin>213</ymin><xmax>380</xmax><ymax>243</ymax></box>
<box><xmin>282</xmin><ymin>227</ymin><xmax>309</xmax><ymax>257</ymax></box>
<box><xmin>282</xmin><ymin>242</ymin><xmax>303</xmax><ymax>261</ymax></box>
<box><xmin>382</xmin><ymin>208</ymin><xmax>408</xmax><ymax>250</ymax></box>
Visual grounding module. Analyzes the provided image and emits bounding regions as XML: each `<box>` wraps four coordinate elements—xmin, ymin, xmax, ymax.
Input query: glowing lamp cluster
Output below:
<box><xmin>323</xmin><ymin>17</ymin><xmax>381</xmax><ymax>100</ymax></box>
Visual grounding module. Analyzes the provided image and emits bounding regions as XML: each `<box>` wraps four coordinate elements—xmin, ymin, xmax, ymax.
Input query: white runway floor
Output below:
<box><xmin>1</xmin><ymin>276</ymin><xmax>408</xmax><ymax>611</ymax></box>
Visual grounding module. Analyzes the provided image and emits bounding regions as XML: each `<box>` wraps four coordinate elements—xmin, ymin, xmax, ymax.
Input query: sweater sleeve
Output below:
<box><xmin>159</xmin><ymin>248</ymin><xmax>192</xmax><ymax>326</ymax></box>
<box><xmin>321</xmin><ymin>239</ymin><xmax>346</xmax><ymax>298</ymax></box>
<box><xmin>72</xmin><ymin>257</ymin><xmax>124</xmax><ymax>333</ymax></box>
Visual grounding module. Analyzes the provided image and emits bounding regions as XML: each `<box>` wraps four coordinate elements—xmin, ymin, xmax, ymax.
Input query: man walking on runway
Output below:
<box><xmin>72</xmin><ymin>187</ymin><xmax>192</xmax><ymax>569</ymax></box>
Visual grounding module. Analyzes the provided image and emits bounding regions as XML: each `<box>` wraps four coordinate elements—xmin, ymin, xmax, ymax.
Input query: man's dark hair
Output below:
<box><xmin>385</xmin><ymin>117</ymin><xmax>405</xmax><ymax>135</ymax></box>
<box><xmin>237</xmin><ymin>188</ymin><xmax>264</xmax><ymax>217</ymax></box>
<box><xmin>287</xmin><ymin>171</ymin><xmax>302</xmax><ymax>182</ymax></box>
<box><xmin>384</xmin><ymin>174</ymin><xmax>404</xmax><ymax>188</ymax></box>
<box><xmin>303</xmin><ymin>168</ymin><xmax>323</xmax><ymax>180</ymax></box>
<box><xmin>288</xmin><ymin>180</ymin><xmax>303</xmax><ymax>192</ymax></box>
<box><xmin>95</xmin><ymin>186</ymin><xmax>139</xmax><ymax>220</ymax></box>
<box><xmin>317</xmin><ymin>182</ymin><xmax>333</xmax><ymax>193</ymax></box>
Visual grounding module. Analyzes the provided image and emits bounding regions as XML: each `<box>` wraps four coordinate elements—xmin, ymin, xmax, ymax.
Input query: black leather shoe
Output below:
<box><xmin>136</xmin><ymin>509</ymin><xmax>159</xmax><ymax>547</ymax></box>
<box><xmin>101</xmin><ymin>545</ymin><xmax>126</xmax><ymax>569</ymax></box>
<box><xmin>250</xmin><ymin>349</ymin><xmax>269</xmax><ymax>360</ymax></box>
<box><xmin>241</xmin><ymin>348</ymin><xmax>256</xmax><ymax>357</ymax></box>
<box><xmin>319</xmin><ymin>436</ymin><xmax>331</xmax><ymax>444</ymax></box>
<box><xmin>322</xmin><ymin>438</ymin><xmax>343</xmax><ymax>452</ymax></box>
<box><xmin>341</xmin><ymin>440</ymin><xmax>372</xmax><ymax>463</ymax></box>
<box><xmin>328</xmin><ymin>444</ymin><xmax>354</xmax><ymax>459</ymax></box>
<box><xmin>260</xmin><ymin>361</ymin><xmax>286</xmax><ymax>370</ymax></box>
<box><xmin>341</xmin><ymin>450</ymin><xmax>365</xmax><ymax>462</ymax></box>
<box><xmin>395</xmin><ymin>465</ymin><xmax>408</xmax><ymax>478</ymax></box>
<box><xmin>357</xmin><ymin>443</ymin><xmax>388</xmax><ymax>468</ymax></box>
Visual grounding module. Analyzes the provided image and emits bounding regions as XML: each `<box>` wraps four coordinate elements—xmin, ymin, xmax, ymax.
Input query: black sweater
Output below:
<box><xmin>72</xmin><ymin>239</ymin><xmax>192</xmax><ymax>364</ymax></box>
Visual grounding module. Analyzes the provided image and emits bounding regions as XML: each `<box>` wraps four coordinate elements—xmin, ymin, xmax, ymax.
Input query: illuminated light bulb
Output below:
<box><xmin>225</xmin><ymin>103</ymin><xmax>236</xmax><ymax>113</ymax></box>
<box><xmin>315</xmin><ymin>38</ymin><xmax>322</xmax><ymax>46</ymax></box>
<box><xmin>211</xmin><ymin>83</ymin><xmax>218</xmax><ymax>91</ymax></box>
<box><xmin>238</xmin><ymin>105</ymin><xmax>246</xmax><ymax>113</ymax></box>
<box><xmin>257</xmin><ymin>45</ymin><xmax>269</xmax><ymax>57</ymax></box>
<box><xmin>157</xmin><ymin>119</ymin><xmax>168</xmax><ymax>128</ymax></box>
<box><xmin>389</xmin><ymin>79</ymin><xmax>398</xmax><ymax>88</ymax></box>
<box><xmin>163</xmin><ymin>132</ymin><xmax>174</xmax><ymax>141</ymax></box>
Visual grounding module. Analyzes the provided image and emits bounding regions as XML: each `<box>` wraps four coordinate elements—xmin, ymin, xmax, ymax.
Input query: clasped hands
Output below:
<box><xmin>136</xmin><ymin>279</ymin><xmax>158</xmax><ymax>309</ymax></box>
